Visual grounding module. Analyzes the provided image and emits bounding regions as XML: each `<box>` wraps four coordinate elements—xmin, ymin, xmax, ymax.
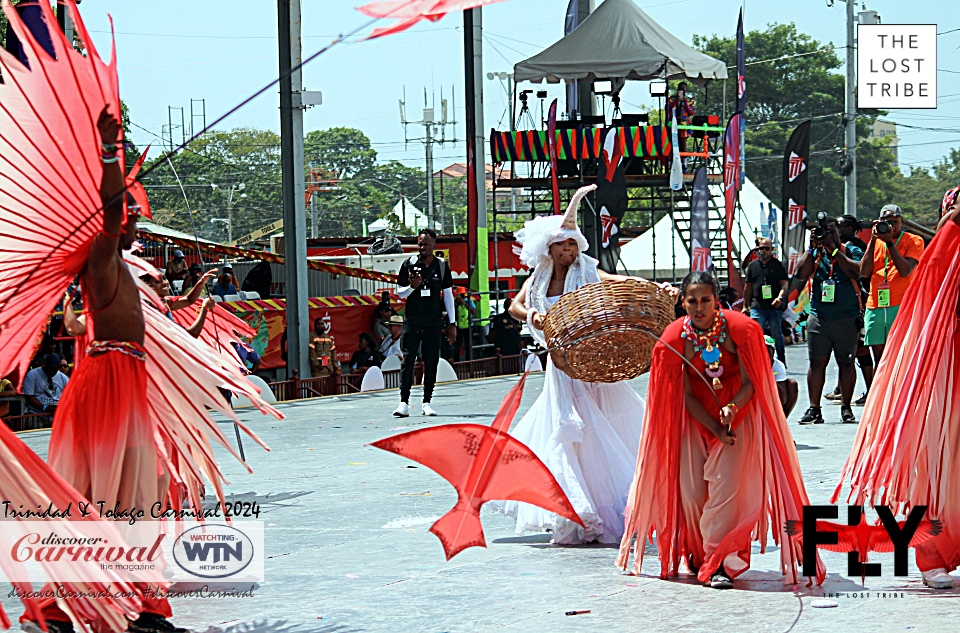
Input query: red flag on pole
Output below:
<box><xmin>723</xmin><ymin>114</ymin><xmax>743</xmax><ymax>291</ymax></box>
<box><xmin>547</xmin><ymin>99</ymin><xmax>561</xmax><ymax>214</ymax></box>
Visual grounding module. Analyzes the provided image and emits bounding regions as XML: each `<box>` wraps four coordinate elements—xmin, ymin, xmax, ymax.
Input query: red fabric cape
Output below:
<box><xmin>617</xmin><ymin>310</ymin><xmax>824</xmax><ymax>585</ymax></box>
<box><xmin>834</xmin><ymin>221</ymin><xmax>960</xmax><ymax>518</ymax></box>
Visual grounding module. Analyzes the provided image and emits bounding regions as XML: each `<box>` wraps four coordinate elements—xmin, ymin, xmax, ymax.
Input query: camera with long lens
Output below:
<box><xmin>876</xmin><ymin>220</ymin><xmax>891</xmax><ymax>234</ymax></box>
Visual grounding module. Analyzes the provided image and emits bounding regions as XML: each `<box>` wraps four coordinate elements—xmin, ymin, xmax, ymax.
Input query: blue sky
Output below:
<box><xmin>78</xmin><ymin>0</ymin><xmax>959</xmax><ymax>177</ymax></box>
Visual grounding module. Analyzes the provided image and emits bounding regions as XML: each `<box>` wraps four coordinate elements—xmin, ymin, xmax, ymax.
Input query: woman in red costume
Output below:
<box><xmin>834</xmin><ymin>187</ymin><xmax>960</xmax><ymax>589</ymax></box>
<box><xmin>618</xmin><ymin>272</ymin><xmax>823</xmax><ymax>588</ymax></box>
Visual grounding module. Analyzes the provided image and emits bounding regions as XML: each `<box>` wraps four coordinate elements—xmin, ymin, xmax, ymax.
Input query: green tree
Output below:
<box><xmin>142</xmin><ymin>128</ymin><xmax>282</xmax><ymax>242</ymax></box>
<box><xmin>304</xmin><ymin>127</ymin><xmax>377</xmax><ymax>179</ymax></box>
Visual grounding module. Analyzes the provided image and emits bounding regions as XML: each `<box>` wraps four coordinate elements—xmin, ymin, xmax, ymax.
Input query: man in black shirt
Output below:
<box><xmin>742</xmin><ymin>237</ymin><xmax>790</xmax><ymax>364</ymax></box>
<box><xmin>393</xmin><ymin>228</ymin><xmax>456</xmax><ymax>417</ymax></box>
<box><xmin>488</xmin><ymin>298</ymin><xmax>523</xmax><ymax>356</ymax></box>
<box><xmin>824</xmin><ymin>215</ymin><xmax>874</xmax><ymax>406</ymax></box>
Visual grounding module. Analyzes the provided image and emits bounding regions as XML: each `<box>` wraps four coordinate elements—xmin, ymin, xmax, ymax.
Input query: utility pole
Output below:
<box><xmin>56</xmin><ymin>2</ymin><xmax>73</xmax><ymax>45</ymax></box>
<box><xmin>278</xmin><ymin>0</ymin><xmax>310</xmax><ymax>379</ymax></box>
<box><xmin>425</xmin><ymin>116</ymin><xmax>435</xmax><ymax>228</ymax></box>
<box><xmin>844</xmin><ymin>0</ymin><xmax>857</xmax><ymax>217</ymax></box>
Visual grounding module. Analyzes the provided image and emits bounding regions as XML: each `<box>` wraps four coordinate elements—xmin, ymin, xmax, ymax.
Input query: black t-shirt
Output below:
<box><xmin>844</xmin><ymin>236</ymin><xmax>870</xmax><ymax>294</ymax></box>
<box><xmin>745</xmin><ymin>258</ymin><xmax>789</xmax><ymax>310</ymax></box>
<box><xmin>398</xmin><ymin>255</ymin><xmax>453</xmax><ymax>327</ymax></box>
<box><xmin>490</xmin><ymin>312</ymin><xmax>522</xmax><ymax>355</ymax></box>
<box><xmin>350</xmin><ymin>349</ymin><xmax>383</xmax><ymax>370</ymax></box>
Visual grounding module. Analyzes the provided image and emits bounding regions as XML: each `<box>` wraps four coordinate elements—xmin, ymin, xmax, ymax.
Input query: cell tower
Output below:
<box><xmin>399</xmin><ymin>87</ymin><xmax>458</xmax><ymax>229</ymax></box>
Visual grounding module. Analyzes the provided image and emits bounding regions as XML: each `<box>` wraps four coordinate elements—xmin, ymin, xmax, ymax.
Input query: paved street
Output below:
<box><xmin>4</xmin><ymin>341</ymin><xmax>958</xmax><ymax>632</ymax></box>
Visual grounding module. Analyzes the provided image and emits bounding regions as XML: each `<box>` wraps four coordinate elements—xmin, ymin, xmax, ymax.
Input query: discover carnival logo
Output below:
<box><xmin>173</xmin><ymin>524</ymin><xmax>255</xmax><ymax>579</ymax></box>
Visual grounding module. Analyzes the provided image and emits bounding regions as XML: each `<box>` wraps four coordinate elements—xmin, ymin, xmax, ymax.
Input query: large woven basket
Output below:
<box><xmin>543</xmin><ymin>279</ymin><xmax>676</xmax><ymax>383</ymax></box>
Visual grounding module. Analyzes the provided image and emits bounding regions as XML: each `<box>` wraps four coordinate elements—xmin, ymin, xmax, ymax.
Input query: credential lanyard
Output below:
<box><xmin>883</xmin><ymin>232</ymin><xmax>904</xmax><ymax>282</ymax></box>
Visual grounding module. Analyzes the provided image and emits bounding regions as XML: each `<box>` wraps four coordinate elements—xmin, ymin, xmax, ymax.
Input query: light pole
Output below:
<box><xmin>201</xmin><ymin>180</ymin><xmax>246</xmax><ymax>244</ymax></box>
<box><xmin>486</xmin><ymin>71</ymin><xmax>516</xmax><ymax>214</ymax></box>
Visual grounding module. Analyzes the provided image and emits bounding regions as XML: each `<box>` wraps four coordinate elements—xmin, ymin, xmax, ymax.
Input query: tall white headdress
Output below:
<box><xmin>515</xmin><ymin>184</ymin><xmax>596</xmax><ymax>269</ymax></box>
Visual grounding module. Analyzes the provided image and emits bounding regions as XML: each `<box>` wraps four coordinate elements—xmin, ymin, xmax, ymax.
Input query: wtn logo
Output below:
<box><xmin>173</xmin><ymin>524</ymin><xmax>256</xmax><ymax>579</ymax></box>
<box><xmin>180</xmin><ymin>540</ymin><xmax>243</xmax><ymax>564</ymax></box>
<box><xmin>787</xmin><ymin>505</ymin><xmax>941</xmax><ymax>581</ymax></box>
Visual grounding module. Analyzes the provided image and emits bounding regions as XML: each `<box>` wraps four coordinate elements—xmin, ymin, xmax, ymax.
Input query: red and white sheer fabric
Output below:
<box><xmin>169</xmin><ymin>300</ymin><xmax>256</xmax><ymax>369</ymax></box>
<box><xmin>617</xmin><ymin>311</ymin><xmax>825</xmax><ymax>585</ymax></box>
<box><xmin>834</xmin><ymin>221</ymin><xmax>960</xmax><ymax>569</ymax></box>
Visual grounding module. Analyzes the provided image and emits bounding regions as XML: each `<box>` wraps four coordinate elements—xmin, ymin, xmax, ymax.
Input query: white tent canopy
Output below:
<box><xmin>368</xmin><ymin>198</ymin><xmax>440</xmax><ymax>234</ymax></box>
<box><xmin>620</xmin><ymin>177</ymin><xmax>781</xmax><ymax>279</ymax></box>
<box><xmin>514</xmin><ymin>0</ymin><xmax>728</xmax><ymax>85</ymax></box>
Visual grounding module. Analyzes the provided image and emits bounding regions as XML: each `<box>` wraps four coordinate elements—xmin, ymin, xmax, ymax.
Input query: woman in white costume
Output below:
<box><xmin>494</xmin><ymin>185</ymin><xmax>668</xmax><ymax>544</ymax></box>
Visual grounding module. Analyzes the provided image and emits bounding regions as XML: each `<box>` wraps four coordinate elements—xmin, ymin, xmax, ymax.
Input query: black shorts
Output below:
<box><xmin>807</xmin><ymin>314</ymin><xmax>859</xmax><ymax>364</ymax></box>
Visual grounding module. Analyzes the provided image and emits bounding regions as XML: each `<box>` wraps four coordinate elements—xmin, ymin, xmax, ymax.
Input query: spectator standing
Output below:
<box><xmin>859</xmin><ymin>204</ymin><xmax>924</xmax><ymax>364</ymax></box>
<box><xmin>308</xmin><ymin>317</ymin><xmax>340</xmax><ymax>378</ymax></box>
<box><xmin>393</xmin><ymin>228</ymin><xmax>457</xmax><ymax>417</ymax></box>
<box><xmin>825</xmin><ymin>215</ymin><xmax>874</xmax><ymax>405</ymax></box>
<box><xmin>742</xmin><ymin>237</ymin><xmax>790</xmax><ymax>364</ymax></box>
<box><xmin>349</xmin><ymin>333</ymin><xmax>384</xmax><ymax>373</ymax></box>
<box><xmin>666</xmin><ymin>82</ymin><xmax>696</xmax><ymax>154</ymax></box>
<box><xmin>165</xmin><ymin>249</ymin><xmax>188</xmax><ymax>283</ymax></box>
<box><xmin>212</xmin><ymin>273</ymin><xmax>238</xmax><ymax>299</ymax></box>
<box><xmin>453</xmin><ymin>287</ymin><xmax>476</xmax><ymax>360</ymax></box>
<box><xmin>789</xmin><ymin>217</ymin><xmax>864</xmax><ymax>425</ymax></box>
<box><xmin>22</xmin><ymin>354</ymin><xmax>69</xmax><ymax>415</ymax></box>
<box><xmin>379</xmin><ymin>315</ymin><xmax>404</xmax><ymax>359</ymax></box>
<box><xmin>488</xmin><ymin>298</ymin><xmax>523</xmax><ymax>356</ymax></box>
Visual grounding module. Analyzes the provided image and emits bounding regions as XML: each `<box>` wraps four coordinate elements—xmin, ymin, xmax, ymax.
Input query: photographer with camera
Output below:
<box><xmin>666</xmin><ymin>82</ymin><xmax>696</xmax><ymax>153</ymax></box>
<box><xmin>742</xmin><ymin>237</ymin><xmax>789</xmax><ymax>365</ymax></box>
<box><xmin>859</xmin><ymin>204</ymin><xmax>924</xmax><ymax>364</ymax></box>
<box><xmin>393</xmin><ymin>228</ymin><xmax>457</xmax><ymax>418</ymax></box>
<box><xmin>789</xmin><ymin>214</ymin><xmax>864</xmax><ymax>425</ymax></box>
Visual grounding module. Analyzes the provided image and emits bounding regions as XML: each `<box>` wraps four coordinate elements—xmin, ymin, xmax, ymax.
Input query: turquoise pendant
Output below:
<box><xmin>701</xmin><ymin>344</ymin><xmax>720</xmax><ymax>365</ymax></box>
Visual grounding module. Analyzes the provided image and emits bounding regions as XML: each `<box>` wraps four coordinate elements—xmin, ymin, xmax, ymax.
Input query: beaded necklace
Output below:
<box><xmin>681</xmin><ymin>310</ymin><xmax>728</xmax><ymax>390</ymax></box>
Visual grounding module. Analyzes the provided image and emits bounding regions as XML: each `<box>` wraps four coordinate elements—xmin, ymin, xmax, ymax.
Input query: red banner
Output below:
<box><xmin>723</xmin><ymin>114</ymin><xmax>744</xmax><ymax>292</ymax></box>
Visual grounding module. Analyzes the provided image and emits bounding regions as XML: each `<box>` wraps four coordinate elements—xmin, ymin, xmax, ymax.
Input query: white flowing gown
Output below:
<box><xmin>494</xmin><ymin>295</ymin><xmax>646</xmax><ymax>544</ymax></box>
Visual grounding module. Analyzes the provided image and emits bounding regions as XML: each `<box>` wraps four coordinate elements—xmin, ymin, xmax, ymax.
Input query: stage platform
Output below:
<box><xmin>5</xmin><ymin>343</ymin><xmax>957</xmax><ymax>632</ymax></box>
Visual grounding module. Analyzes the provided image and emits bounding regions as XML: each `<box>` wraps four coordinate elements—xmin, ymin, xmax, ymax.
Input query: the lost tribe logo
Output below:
<box><xmin>792</xmin><ymin>505</ymin><xmax>941</xmax><ymax>580</ymax></box>
<box><xmin>173</xmin><ymin>524</ymin><xmax>255</xmax><ymax>579</ymax></box>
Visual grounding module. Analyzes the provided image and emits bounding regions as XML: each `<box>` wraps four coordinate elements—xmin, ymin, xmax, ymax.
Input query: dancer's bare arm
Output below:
<box><xmin>509</xmin><ymin>277</ymin><xmax>545</xmax><ymax>329</ymax></box>
<box><xmin>63</xmin><ymin>294</ymin><xmax>87</xmax><ymax>336</ymax></box>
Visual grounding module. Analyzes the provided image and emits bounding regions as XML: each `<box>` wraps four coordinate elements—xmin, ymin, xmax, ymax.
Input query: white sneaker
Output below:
<box><xmin>393</xmin><ymin>402</ymin><xmax>410</xmax><ymax>417</ymax></box>
<box><xmin>421</xmin><ymin>403</ymin><xmax>437</xmax><ymax>416</ymax></box>
<box><xmin>922</xmin><ymin>568</ymin><xmax>955</xmax><ymax>589</ymax></box>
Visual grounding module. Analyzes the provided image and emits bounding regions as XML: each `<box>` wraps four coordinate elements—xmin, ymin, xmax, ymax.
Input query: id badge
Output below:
<box><xmin>321</xmin><ymin>356</ymin><xmax>329</xmax><ymax>367</ymax></box>
<box><xmin>761</xmin><ymin>284</ymin><xmax>773</xmax><ymax>300</ymax></box>
<box><xmin>821</xmin><ymin>280</ymin><xmax>836</xmax><ymax>303</ymax></box>
<box><xmin>421</xmin><ymin>287</ymin><xmax>431</xmax><ymax>297</ymax></box>
<box><xmin>877</xmin><ymin>282</ymin><xmax>891</xmax><ymax>308</ymax></box>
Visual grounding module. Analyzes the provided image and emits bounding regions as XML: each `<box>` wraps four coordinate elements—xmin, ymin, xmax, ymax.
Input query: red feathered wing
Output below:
<box><xmin>169</xmin><ymin>299</ymin><xmax>256</xmax><ymax>367</ymax></box>
<box><xmin>371</xmin><ymin>373</ymin><xmax>582</xmax><ymax>559</ymax></box>
<box><xmin>617</xmin><ymin>310</ymin><xmax>825</xmax><ymax>585</ymax></box>
<box><xmin>0</xmin><ymin>0</ymin><xmax>139</xmax><ymax>384</ymax></box>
